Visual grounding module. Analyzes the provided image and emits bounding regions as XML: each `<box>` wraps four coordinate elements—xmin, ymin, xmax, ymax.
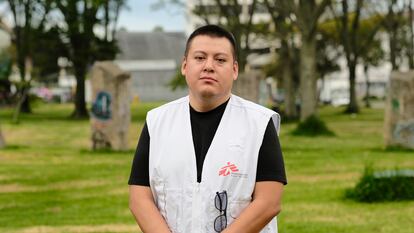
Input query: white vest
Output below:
<box><xmin>147</xmin><ymin>95</ymin><xmax>280</xmax><ymax>233</ymax></box>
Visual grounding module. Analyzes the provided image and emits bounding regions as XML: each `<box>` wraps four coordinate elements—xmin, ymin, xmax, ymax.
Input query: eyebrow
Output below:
<box><xmin>192</xmin><ymin>51</ymin><xmax>230</xmax><ymax>57</ymax></box>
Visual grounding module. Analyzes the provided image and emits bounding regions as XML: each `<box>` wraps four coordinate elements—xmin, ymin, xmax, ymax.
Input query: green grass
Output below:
<box><xmin>0</xmin><ymin>102</ymin><xmax>413</xmax><ymax>233</ymax></box>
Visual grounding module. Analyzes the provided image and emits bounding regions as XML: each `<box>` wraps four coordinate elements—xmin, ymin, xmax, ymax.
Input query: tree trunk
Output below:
<box><xmin>239</xmin><ymin>49</ymin><xmax>247</xmax><ymax>72</ymax></box>
<box><xmin>408</xmin><ymin>0</ymin><xmax>414</xmax><ymax>69</ymax></box>
<box><xmin>364</xmin><ymin>64</ymin><xmax>371</xmax><ymax>108</ymax></box>
<box><xmin>71</xmin><ymin>63</ymin><xmax>89</xmax><ymax>118</ymax></box>
<box><xmin>299</xmin><ymin>38</ymin><xmax>318</xmax><ymax>121</ymax></box>
<box><xmin>16</xmin><ymin>56</ymin><xmax>31</xmax><ymax>114</ymax></box>
<box><xmin>13</xmin><ymin>83</ymin><xmax>31</xmax><ymax>123</ymax></box>
<box><xmin>389</xmin><ymin>32</ymin><xmax>398</xmax><ymax>70</ymax></box>
<box><xmin>282</xmin><ymin>42</ymin><xmax>297</xmax><ymax>119</ymax></box>
<box><xmin>346</xmin><ymin>61</ymin><xmax>359</xmax><ymax>113</ymax></box>
<box><xmin>20</xmin><ymin>86</ymin><xmax>31</xmax><ymax>113</ymax></box>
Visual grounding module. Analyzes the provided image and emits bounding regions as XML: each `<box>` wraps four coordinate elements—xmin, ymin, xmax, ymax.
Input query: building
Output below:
<box><xmin>114</xmin><ymin>30</ymin><xmax>188</xmax><ymax>102</ymax></box>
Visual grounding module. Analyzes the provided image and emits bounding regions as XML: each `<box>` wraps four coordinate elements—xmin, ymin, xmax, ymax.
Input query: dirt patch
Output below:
<box><xmin>291</xmin><ymin>172</ymin><xmax>359</xmax><ymax>183</ymax></box>
<box><xmin>107</xmin><ymin>187</ymin><xmax>128</xmax><ymax>196</ymax></box>
<box><xmin>0</xmin><ymin>179</ymin><xmax>111</xmax><ymax>194</ymax></box>
<box><xmin>0</xmin><ymin>184</ymin><xmax>35</xmax><ymax>193</ymax></box>
<box><xmin>0</xmin><ymin>175</ymin><xmax>10</xmax><ymax>181</ymax></box>
<box><xmin>47</xmin><ymin>179</ymin><xmax>109</xmax><ymax>191</ymax></box>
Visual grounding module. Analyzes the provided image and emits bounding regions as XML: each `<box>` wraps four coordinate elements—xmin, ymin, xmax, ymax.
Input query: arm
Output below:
<box><xmin>129</xmin><ymin>185</ymin><xmax>171</xmax><ymax>233</ymax></box>
<box><xmin>222</xmin><ymin>181</ymin><xmax>284</xmax><ymax>233</ymax></box>
<box><xmin>128</xmin><ymin>123</ymin><xmax>171</xmax><ymax>232</ymax></box>
<box><xmin>223</xmin><ymin>119</ymin><xmax>286</xmax><ymax>232</ymax></box>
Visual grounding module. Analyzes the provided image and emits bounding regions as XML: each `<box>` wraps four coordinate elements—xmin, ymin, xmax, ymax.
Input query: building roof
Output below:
<box><xmin>116</xmin><ymin>30</ymin><xmax>186</xmax><ymax>63</ymax></box>
<box><xmin>115</xmin><ymin>60</ymin><xmax>176</xmax><ymax>72</ymax></box>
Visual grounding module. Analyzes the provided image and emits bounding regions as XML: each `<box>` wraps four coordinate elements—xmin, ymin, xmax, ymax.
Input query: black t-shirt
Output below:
<box><xmin>129</xmin><ymin>100</ymin><xmax>287</xmax><ymax>186</ymax></box>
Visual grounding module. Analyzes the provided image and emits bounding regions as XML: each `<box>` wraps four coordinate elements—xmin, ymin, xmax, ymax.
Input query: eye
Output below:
<box><xmin>216</xmin><ymin>58</ymin><xmax>226</xmax><ymax>64</ymax></box>
<box><xmin>195</xmin><ymin>56</ymin><xmax>205</xmax><ymax>61</ymax></box>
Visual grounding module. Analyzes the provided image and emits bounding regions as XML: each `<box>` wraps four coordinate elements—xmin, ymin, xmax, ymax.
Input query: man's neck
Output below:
<box><xmin>189</xmin><ymin>93</ymin><xmax>231</xmax><ymax>112</ymax></box>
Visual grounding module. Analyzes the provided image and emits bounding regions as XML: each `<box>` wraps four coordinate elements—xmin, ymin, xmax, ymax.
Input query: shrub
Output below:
<box><xmin>291</xmin><ymin>115</ymin><xmax>335</xmax><ymax>136</ymax></box>
<box><xmin>346</xmin><ymin>167</ymin><xmax>414</xmax><ymax>202</ymax></box>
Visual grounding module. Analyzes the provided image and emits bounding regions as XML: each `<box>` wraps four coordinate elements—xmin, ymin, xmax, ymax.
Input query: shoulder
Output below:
<box><xmin>147</xmin><ymin>96</ymin><xmax>188</xmax><ymax>117</ymax></box>
<box><xmin>229</xmin><ymin>95</ymin><xmax>274</xmax><ymax>115</ymax></box>
<box><xmin>229</xmin><ymin>95</ymin><xmax>281</xmax><ymax>132</ymax></box>
<box><xmin>146</xmin><ymin>96</ymin><xmax>189</xmax><ymax>132</ymax></box>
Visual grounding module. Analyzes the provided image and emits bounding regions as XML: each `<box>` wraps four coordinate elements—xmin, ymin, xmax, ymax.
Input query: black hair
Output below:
<box><xmin>184</xmin><ymin>25</ymin><xmax>238</xmax><ymax>61</ymax></box>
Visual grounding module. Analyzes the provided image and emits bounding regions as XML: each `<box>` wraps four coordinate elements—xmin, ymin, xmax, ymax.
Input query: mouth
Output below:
<box><xmin>200</xmin><ymin>77</ymin><xmax>217</xmax><ymax>82</ymax></box>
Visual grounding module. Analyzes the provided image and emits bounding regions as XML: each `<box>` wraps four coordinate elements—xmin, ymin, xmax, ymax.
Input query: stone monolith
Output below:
<box><xmin>90</xmin><ymin>61</ymin><xmax>131</xmax><ymax>151</ymax></box>
<box><xmin>384</xmin><ymin>71</ymin><xmax>414</xmax><ymax>149</ymax></box>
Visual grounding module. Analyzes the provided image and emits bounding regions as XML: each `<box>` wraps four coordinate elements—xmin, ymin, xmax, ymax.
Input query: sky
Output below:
<box><xmin>117</xmin><ymin>0</ymin><xmax>186</xmax><ymax>32</ymax></box>
<box><xmin>0</xmin><ymin>1</ymin><xmax>186</xmax><ymax>32</ymax></box>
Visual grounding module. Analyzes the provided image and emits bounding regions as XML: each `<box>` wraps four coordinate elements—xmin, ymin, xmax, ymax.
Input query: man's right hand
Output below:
<box><xmin>129</xmin><ymin>185</ymin><xmax>172</xmax><ymax>233</ymax></box>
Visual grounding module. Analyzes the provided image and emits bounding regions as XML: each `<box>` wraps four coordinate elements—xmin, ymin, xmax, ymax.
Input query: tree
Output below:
<box><xmin>0</xmin><ymin>50</ymin><xmax>13</xmax><ymax>105</ymax></box>
<box><xmin>315</xmin><ymin>31</ymin><xmax>341</xmax><ymax>102</ymax></box>
<box><xmin>55</xmin><ymin>0</ymin><xmax>100</xmax><ymax>118</ymax></box>
<box><xmin>158</xmin><ymin>0</ymin><xmax>259</xmax><ymax>72</ymax></box>
<box><xmin>328</xmin><ymin>0</ymin><xmax>383</xmax><ymax>113</ymax></box>
<box><xmin>4</xmin><ymin>0</ymin><xmax>51</xmax><ymax>121</ymax></box>
<box><xmin>193</xmin><ymin>0</ymin><xmax>260</xmax><ymax>71</ymax></box>
<box><xmin>32</xmin><ymin>26</ymin><xmax>69</xmax><ymax>81</ymax></box>
<box><xmin>54</xmin><ymin>0</ymin><xmax>126</xmax><ymax>118</ymax></box>
<box><xmin>0</xmin><ymin>51</ymin><xmax>9</xmax><ymax>147</ymax></box>
<box><xmin>408</xmin><ymin>0</ymin><xmax>414</xmax><ymax>69</ymax></box>
<box><xmin>360</xmin><ymin>38</ymin><xmax>384</xmax><ymax>108</ymax></box>
<box><xmin>279</xmin><ymin>0</ymin><xmax>332</xmax><ymax>121</ymax></box>
<box><xmin>264</xmin><ymin>0</ymin><xmax>299</xmax><ymax>119</ymax></box>
<box><xmin>380</xmin><ymin>0</ymin><xmax>407</xmax><ymax>71</ymax></box>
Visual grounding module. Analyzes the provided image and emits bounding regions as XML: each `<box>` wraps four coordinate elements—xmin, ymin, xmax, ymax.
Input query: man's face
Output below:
<box><xmin>181</xmin><ymin>35</ymin><xmax>238</xmax><ymax>100</ymax></box>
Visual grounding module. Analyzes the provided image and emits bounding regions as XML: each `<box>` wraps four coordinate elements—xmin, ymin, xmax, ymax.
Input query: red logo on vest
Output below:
<box><xmin>219</xmin><ymin>162</ymin><xmax>239</xmax><ymax>176</ymax></box>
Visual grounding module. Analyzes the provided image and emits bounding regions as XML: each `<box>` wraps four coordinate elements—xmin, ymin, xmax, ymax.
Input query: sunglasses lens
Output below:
<box><xmin>215</xmin><ymin>192</ymin><xmax>227</xmax><ymax>210</ymax></box>
<box><xmin>214</xmin><ymin>215</ymin><xmax>227</xmax><ymax>232</ymax></box>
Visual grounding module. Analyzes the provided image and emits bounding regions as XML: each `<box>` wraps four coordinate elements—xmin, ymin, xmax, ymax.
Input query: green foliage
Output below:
<box><xmin>0</xmin><ymin>50</ymin><xmax>13</xmax><ymax>104</ymax></box>
<box><xmin>0</xmin><ymin>51</ymin><xmax>12</xmax><ymax>81</ymax></box>
<box><xmin>32</xmin><ymin>26</ymin><xmax>68</xmax><ymax>81</ymax></box>
<box><xmin>91</xmin><ymin>38</ymin><xmax>120</xmax><ymax>61</ymax></box>
<box><xmin>346</xmin><ymin>166</ymin><xmax>414</xmax><ymax>202</ymax></box>
<box><xmin>168</xmin><ymin>66</ymin><xmax>187</xmax><ymax>91</ymax></box>
<box><xmin>291</xmin><ymin>115</ymin><xmax>335</xmax><ymax>136</ymax></box>
<box><xmin>385</xmin><ymin>145</ymin><xmax>414</xmax><ymax>152</ymax></box>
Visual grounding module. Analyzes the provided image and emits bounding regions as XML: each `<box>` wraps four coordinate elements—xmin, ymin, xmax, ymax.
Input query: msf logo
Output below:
<box><xmin>219</xmin><ymin>162</ymin><xmax>239</xmax><ymax>176</ymax></box>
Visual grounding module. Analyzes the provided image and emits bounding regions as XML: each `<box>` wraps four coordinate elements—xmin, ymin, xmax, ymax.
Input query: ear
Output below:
<box><xmin>181</xmin><ymin>56</ymin><xmax>187</xmax><ymax>76</ymax></box>
<box><xmin>233</xmin><ymin>61</ymin><xmax>239</xmax><ymax>81</ymax></box>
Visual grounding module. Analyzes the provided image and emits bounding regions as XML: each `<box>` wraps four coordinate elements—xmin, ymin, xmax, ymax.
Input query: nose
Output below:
<box><xmin>203</xmin><ymin>58</ymin><xmax>214</xmax><ymax>73</ymax></box>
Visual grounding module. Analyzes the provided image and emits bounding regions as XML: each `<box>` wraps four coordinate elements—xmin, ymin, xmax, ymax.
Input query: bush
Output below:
<box><xmin>291</xmin><ymin>115</ymin><xmax>335</xmax><ymax>136</ymax></box>
<box><xmin>346</xmin><ymin>167</ymin><xmax>414</xmax><ymax>202</ymax></box>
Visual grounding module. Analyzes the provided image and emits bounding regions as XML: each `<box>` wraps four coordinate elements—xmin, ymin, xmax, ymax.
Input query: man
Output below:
<box><xmin>129</xmin><ymin>25</ymin><xmax>287</xmax><ymax>233</ymax></box>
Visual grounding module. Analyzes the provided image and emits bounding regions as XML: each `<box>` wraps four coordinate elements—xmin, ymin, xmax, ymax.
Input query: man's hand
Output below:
<box><xmin>222</xmin><ymin>181</ymin><xmax>284</xmax><ymax>233</ymax></box>
<box><xmin>129</xmin><ymin>185</ymin><xmax>171</xmax><ymax>233</ymax></box>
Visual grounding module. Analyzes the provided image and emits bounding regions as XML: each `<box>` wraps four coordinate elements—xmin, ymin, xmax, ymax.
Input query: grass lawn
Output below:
<box><xmin>0</xmin><ymin>101</ymin><xmax>413</xmax><ymax>233</ymax></box>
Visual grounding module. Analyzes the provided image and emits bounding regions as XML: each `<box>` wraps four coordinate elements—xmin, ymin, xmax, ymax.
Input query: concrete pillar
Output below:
<box><xmin>233</xmin><ymin>70</ymin><xmax>262</xmax><ymax>103</ymax></box>
<box><xmin>90</xmin><ymin>61</ymin><xmax>131</xmax><ymax>151</ymax></box>
<box><xmin>384</xmin><ymin>71</ymin><xmax>414</xmax><ymax>149</ymax></box>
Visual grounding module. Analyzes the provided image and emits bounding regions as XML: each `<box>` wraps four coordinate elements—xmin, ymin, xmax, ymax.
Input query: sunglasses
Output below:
<box><xmin>214</xmin><ymin>191</ymin><xmax>228</xmax><ymax>232</ymax></box>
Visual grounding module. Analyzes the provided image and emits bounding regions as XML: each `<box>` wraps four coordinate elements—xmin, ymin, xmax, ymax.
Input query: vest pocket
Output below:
<box><xmin>228</xmin><ymin>200</ymin><xmax>275</xmax><ymax>233</ymax></box>
<box><xmin>164</xmin><ymin>188</ymin><xmax>184</xmax><ymax>233</ymax></box>
<box><xmin>152</xmin><ymin>179</ymin><xmax>183</xmax><ymax>233</ymax></box>
<box><xmin>228</xmin><ymin>199</ymin><xmax>250</xmax><ymax>220</ymax></box>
